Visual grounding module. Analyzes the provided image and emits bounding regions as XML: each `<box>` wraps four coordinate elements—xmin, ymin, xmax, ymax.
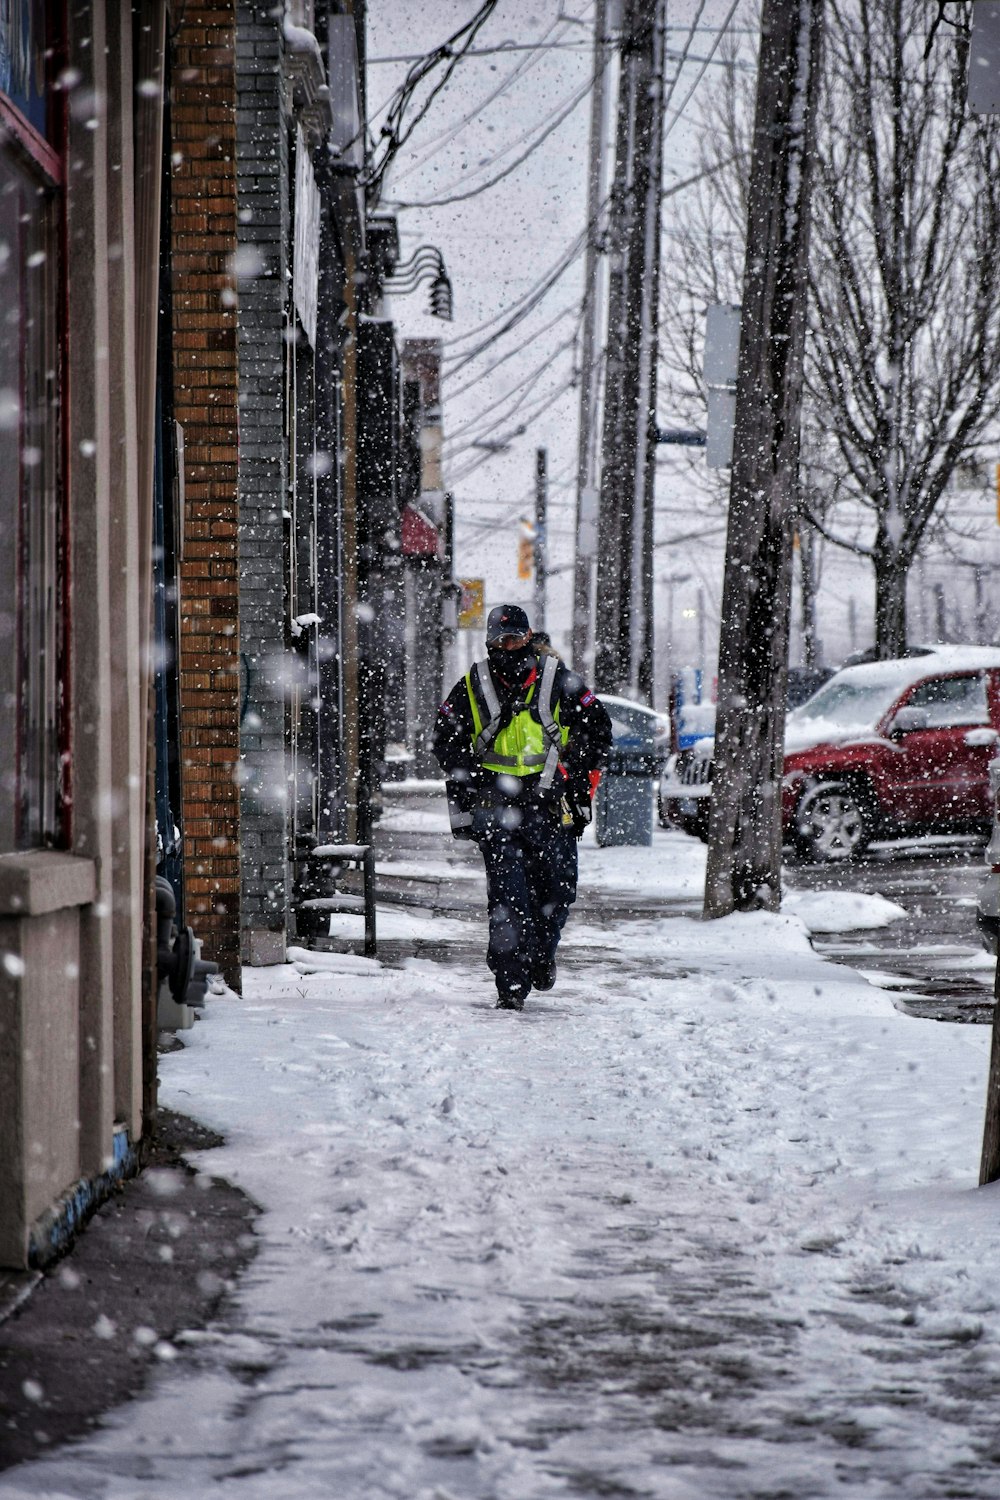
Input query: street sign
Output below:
<box><xmin>970</xmin><ymin>3</ymin><xmax>1000</xmax><ymax>115</ymax></box>
<box><xmin>577</xmin><ymin>485</ymin><xmax>598</xmax><ymax>557</ymax></box>
<box><xmin>457</xmin><ymin>578</ymin><xmax>484</xmax><ymax>630</ymax></box>
<box><xmin>704</xmin><ymin>303</ymin><xmax>741</xmax><ymax>469</ymax></box>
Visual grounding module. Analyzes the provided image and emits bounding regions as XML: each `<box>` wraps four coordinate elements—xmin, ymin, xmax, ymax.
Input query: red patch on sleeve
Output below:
<box><xmin>580</xmin><ymin>689</ymin><xmax>596</xmax><ymax>706</ymax></box>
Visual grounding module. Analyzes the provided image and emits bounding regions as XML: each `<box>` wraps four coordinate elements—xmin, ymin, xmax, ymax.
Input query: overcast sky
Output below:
<box><xmin>365</xmin><ymin>1</ymin><xmax>756</xmax><ymax>678</ymax></box>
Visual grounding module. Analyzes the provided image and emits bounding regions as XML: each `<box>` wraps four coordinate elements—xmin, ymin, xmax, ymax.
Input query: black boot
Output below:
<box><xmin>531</xmin><ymin>959</ymin><xmax>556</xmax><ymax>992</ymax></box>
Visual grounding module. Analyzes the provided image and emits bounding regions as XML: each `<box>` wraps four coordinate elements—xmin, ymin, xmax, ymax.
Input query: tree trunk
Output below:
<box><xmin>704</xmin><ymin>0</ymin><xmax>825</xmax><ymax>920</ymax></box>
<box><xmin>873</xmin><ymin>544</ymin><xmax>908</xmax><ymax>659</ymax></box>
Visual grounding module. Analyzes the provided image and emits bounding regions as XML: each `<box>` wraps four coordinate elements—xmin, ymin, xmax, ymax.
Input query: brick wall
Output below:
<box><xmin>169</xmin><ymin>4</ymin><xmax>242</xmax><ymax>989</ymax></box>
<box><xmin>235</xmin><ymin>3</ymin><xmax>291</xmax><ymax>964</ymax></box>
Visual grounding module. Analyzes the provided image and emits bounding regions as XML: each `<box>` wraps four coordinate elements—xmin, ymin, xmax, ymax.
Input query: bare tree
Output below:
<box><xmin>661</xmin><ymin>0</ymin><xmax>1000</xmax><ymax>660</ymax></box>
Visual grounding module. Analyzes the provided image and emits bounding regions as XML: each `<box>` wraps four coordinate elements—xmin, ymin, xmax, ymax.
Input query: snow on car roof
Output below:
<box><xmin>832</xmin><ymin>644</ymin><xmax>1000</xmax><ymax>692</ymax></box>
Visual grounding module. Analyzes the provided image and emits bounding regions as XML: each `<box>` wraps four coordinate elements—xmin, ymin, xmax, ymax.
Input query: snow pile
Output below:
<box><xmin>783</xmin><ymin>886</ymin><xmax>907</xmax><ymax>932</ymax></box>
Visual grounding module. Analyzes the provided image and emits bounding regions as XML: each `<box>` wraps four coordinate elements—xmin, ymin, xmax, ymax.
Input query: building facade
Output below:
<box><xmin>0</xmin><ymin>1</ymin><xmax>167</xmax><ymax>1266</ymax></box>
<box><xmin>0</xmin><ymin>0</ymin><xmax>457</xmax><ymax>1270</ymax></box>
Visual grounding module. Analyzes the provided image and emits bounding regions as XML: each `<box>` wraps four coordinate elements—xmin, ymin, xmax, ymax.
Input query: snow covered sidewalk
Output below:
<box><xmin>4</xmin><ymin>837</ymin><xmax>1000</xmax><ymax>1499</ymax></box>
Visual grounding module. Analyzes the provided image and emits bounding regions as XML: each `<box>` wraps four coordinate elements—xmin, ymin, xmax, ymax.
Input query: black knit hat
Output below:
<box><xmin>486</xmin><ymin>604</ymin><xmax>531</xmax><ymax>643</ymax></box>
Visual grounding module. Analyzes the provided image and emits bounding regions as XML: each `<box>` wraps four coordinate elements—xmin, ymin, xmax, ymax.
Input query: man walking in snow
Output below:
<box><xmin>432</xmin><ymin>604</ymin><xmax>612</xmax><ymax>1010</ymax></box>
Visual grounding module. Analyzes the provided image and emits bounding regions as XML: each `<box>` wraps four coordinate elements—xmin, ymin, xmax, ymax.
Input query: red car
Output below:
<box><xmin>660</xmin><ymin>647</ymin><xmax>1000</xmax><ymax>861</ymax></box>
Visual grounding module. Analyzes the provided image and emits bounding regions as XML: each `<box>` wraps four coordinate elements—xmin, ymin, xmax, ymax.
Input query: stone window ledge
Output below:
<box><xmin>0</xmin><ymin>851</ymin><xmax>97</xmax><ymax>917</ymax></box>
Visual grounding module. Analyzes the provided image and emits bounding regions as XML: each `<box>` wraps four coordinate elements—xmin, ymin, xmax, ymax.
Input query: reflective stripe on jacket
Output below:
<box><xmin>465</xmin><ymin>654</ymin><xmax>568</xmax><ymax>790</ymax></box>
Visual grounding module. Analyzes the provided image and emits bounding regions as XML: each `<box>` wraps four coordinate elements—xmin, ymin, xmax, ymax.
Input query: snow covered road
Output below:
<box><xmin>4</xmin><ymin>846</ymin><xmax>1000</xmax><ymax>1498</ymax></box>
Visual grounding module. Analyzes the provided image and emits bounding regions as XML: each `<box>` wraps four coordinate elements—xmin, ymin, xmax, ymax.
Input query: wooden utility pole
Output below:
<box><xmin>534</xmin><ymin>446</ymin><xmax>548</xmax><ymax>633</ymax></box>
<box><xmin>594</xmin><ymin>0</ymin><xmax>666</xmax><ymax>698</ymax></box>
<box><xmin>703</xmin><ymin>0</ymin><xmax>825</xmax><ymax>919</ymax></box>
<box><xmin>572</xmin><ymin>0</ymin><xmax>613</xmax><ymax>677</ymax></box>
<box><xmin>634</xmin><ymin>3</ymin><xmax>665</xmax><ymax>707</ymax></box>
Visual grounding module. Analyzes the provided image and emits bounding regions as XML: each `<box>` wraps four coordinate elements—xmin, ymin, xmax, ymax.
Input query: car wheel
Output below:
<box><xmin>794</xmin><ymin>781</ymin><xmax>871</xmax><ymax>863</ymax></box>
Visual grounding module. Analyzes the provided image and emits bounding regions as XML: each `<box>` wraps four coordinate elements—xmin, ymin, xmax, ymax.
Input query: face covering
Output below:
<box><xmin>488</xmin><ymin>642</ymin><xmax>536</xmax><ymax>686</ymax></box>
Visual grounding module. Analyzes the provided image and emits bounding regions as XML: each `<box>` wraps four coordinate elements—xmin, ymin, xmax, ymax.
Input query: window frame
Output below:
<box><xmin>0</xmin><ymin>14</ymin><xmax>67</xmax><ymax>852</ymax></box>
<box><xmin>905</xmin><ymin>673</ymin><xmax>991</xmax><ymax>731</ymax></box>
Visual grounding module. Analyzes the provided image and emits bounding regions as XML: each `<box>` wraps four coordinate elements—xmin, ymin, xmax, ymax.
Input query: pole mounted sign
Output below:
<box><xmin>457</xmin><ymin>579</ymin><xmax>484</xmax><ymax>631</ymax></box>
<box><xmin>704</xmin><ymin>304</ymin><xmax>741</xmax><ymax>469</ymax></box>
<box><xmin>969</xmin><ymin>3</ymin><xmax>1000</xmax><ymax>115</ymax></box>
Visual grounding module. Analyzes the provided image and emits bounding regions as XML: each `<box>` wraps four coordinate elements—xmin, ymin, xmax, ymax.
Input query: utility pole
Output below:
<box><xmin>634</xmin><ymin>1</ymin><xmax>665</xmax><ymax>707</ymax></box>
<box><xmin>572</xmin><ymin>0</ymin><xmax>614</xmax><ymax>676</ymax></box>
<box><xmin>703</xmin><ymin>0</ymin><xmax>825</xmax><ymax>919</ymax></box>
<box><xmin>594</xmin><ymin>0</ymin><xmax>666</xmax><ymax>699</ymax></box>
<box><xmin>534</xmin><ymin>446</ymin><xmax>548</xmax><ymax>633</ymax></box>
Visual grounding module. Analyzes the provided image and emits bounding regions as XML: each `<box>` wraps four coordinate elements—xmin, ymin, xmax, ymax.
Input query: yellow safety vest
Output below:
<box><xmin>466</xmin><ymin>655</ymin><xmax>569</xmax><ymax>788</ymax></box>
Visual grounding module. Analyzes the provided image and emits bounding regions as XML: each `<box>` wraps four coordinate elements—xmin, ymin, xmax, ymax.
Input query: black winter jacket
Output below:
<box><xmin>432</xmin><ymin>649</ymin><xmax>613</xmax><ymax>812</ymax></box>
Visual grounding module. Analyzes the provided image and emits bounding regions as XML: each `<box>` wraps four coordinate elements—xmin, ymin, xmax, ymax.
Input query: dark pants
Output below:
<box><xmin>473</xmin><ymin>803</ymin><xmax>578</xmax><ymax>1001</ymax></box>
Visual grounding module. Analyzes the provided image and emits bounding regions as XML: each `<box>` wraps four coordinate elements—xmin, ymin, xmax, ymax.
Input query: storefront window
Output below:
<box><xmin>0</xmin><ymin>0</ymin><xmax>48</xmax><ymax>139</ymax></box>
<box><xmin>0</xmin><ymin>8</ymin><xmax>62</xmax><ymax>852</ymax></box>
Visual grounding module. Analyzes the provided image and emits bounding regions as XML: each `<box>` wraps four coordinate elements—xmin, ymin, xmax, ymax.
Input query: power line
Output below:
<box><xmin>387</xmin><ymin>6</ymin><xmax>744</xmax><ymax>207</ymax></box>
<box><xmin>387</xmin><ymin>73</ymin><xmax>594</xmax><ymax>210</ymax></box>
<box><xmin>663</xmin><ymin>0</ymin><xmax>742</xmax><ymax>140</ymax></box>
<box><xmin>445</xmin><ymin>326</ymin><xmax>582</xmax><ymax>453</ymax></box>
<box><xmin>387</xmin><ymin>13</ymin><xmax>571</xmax><ymax>188</ymax></box>
<box><xmin>447</xmin><ymin>374</ymin><xmax>578</xmax><ymax>484</ymax></box>
<box><xmin>436</xmin><ymin>16</ymin><xmax>742</xmax><ymax>371</ymax></box>
<box><xmin>443</xmin><ymin>300</ymin><xmax>579</xmax><ymax>400</ymax></box>
<box><xmin>456</xmin><ymin>462</ymin><xmax>577</xmax><ymax>539</ymax></box>
<box><xmin>442</xmin><ymin>220</ymin><xmax>591</xmax><ymax>362</ymax></box>
<box><xmin>365</xmin><ymin>2</ymin><xmax>499</xmax><ymax>206</ymax></box>
<box><xmin>369</xmin><ymin>40</ymin><xmax>754</xmax><ymax>64</ymax></box>
<box><xmin>369</xmin><ymin>39</ymin><xmax>596</xmax><ymax>64</ymax></box>
<box><xmin>439</xmin><ymin>153</ymin><xmax>733</xmax><ymax>428</ymax></box>
<box><xmin>659</xmin><ymin>0</ymin><xmax>710</xmax><ymax>120</ymax></box>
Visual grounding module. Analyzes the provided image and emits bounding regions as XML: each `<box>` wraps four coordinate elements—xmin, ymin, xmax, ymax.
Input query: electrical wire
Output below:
<box><xmin>438</xmin><ymin>6</ymin><xmax>738</xmax><ymax>360</ymax></box>
<box><xmin>443</xmin><ymin>227</ymin><xmax>585</xmax><ymax>351</ymax></box>
<box><xmin>447</xmin><ymin>374</ymin><xmax>579</xmax><ymax>484</ymax></box>
<box><xmin>662</xmin><ymin>0</ymin><xmax>742</xmax><ymax>141</ymax></box>
<box><xmin>658</xmin><ymin>0</ymin><xmax>709</xmax><ymax>120</ymax></box>
<box><xmin>388</xmin><ymin>12</ymin><xmax>571</xmax><ymax>188</ymax></box>
<box><xmin>443</xmin><ymin>300</ymin><xmax>579</xmax><ymax>400</ymax></box>
<box><xmin>386</xmin><ymin>3</ymin><xmax>745</xmax><ymax>528</ymax></box>
<box><xmin>365</xmin><ymin>1</ymin><xmax>499</xmax><ymax>205</ymax></box>
<box><xmin>443</xmin><ymin>148</ymin><xmax>731</xmax><ymax>388</ymax></box>
<box><xmin>443</xmin><ymin>219</ymin><xmax>592</xmax><ymax>362</ymax></box>
<box><xmin>458</xmin><ymin>462</ymin><xmax>577</xmax><ymax>510</ymax></box>
<box><xmin>387</xmin><ymin>73</ymin><xmax>595</xmax><ymax>210</ymax></box>
<box><xmin>446</xmin><ymin>313</ymin><xmax>584</xmax><ymax>452</ymax></box>
<box><xmin>457</xmin><ymin>464</ymin><xmax>577</xmax><ymax>543</ymax></box>
<box><xmin>444</xmin><ymin>326</ymin><xmax>581</xmax><ymax>452</ymax></box>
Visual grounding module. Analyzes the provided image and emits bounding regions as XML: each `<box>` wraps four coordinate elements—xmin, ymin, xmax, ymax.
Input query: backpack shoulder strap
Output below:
<box><xmin>536</xmin><ymin>655</ymin><xmax>563</xmax><ymax>789</ymax></box>
<box><xmin>470</xmin><ymin>660</ymin><xmax>505</xmax><ymax>756</ymax></box>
